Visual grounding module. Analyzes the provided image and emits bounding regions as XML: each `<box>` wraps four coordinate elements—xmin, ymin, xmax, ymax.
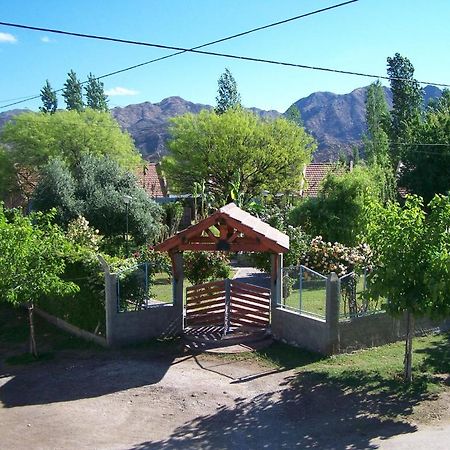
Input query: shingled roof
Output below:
<box><xmin>301</xmin><ymin>163</ymin><xmax>337</xmax><ymax>198</ymax></box>
<box><xmin>154</xmin><ymin>202</ymin><xmax>289</xmax><ymax>254</ymax></box>
<box><xmin>136</xmin><ymin>162</ymin><xmax>167</xmax><ymax>198</ymax></box>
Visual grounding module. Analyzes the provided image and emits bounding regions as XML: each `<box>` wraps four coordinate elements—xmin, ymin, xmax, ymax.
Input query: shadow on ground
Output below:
<box><xmin>131</xmin><ymin>368</ymin><xmax>438</xmax><ymax>450</ymax></box>
<box><xmin>0</xmin><ymin>350</ymin><xmax>185</xmax><ymax>407</ymax></box>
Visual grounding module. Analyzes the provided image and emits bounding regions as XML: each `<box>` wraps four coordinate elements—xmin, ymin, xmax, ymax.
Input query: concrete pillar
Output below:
<box><xmin>270</xmin><ymin>253</ymin><xmax>283</xmax><ymax>308</ymax></box>
<box><xmin>98</xmin><ymin>255</ymin><xmax>118</xmax><ymax>347</ymax></box>
<box><xmin>105</xmin><ymin>273</ymin><xmax>118</xmax><ymax>347</ymax></box>
<box><xmin>171</xmin><ymin>252</ymin><xmax>185</xmax><ymax>329</ymax></box>
<box><xmin>326</xmin><ymin>272</ymin><xmax>340</xmax><ymax>354</ymax></box>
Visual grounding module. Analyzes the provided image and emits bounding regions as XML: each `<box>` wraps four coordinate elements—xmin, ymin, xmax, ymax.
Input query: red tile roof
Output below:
<box><xmin>137</xmin><ymin>163</ymin><xmax>167</xmax><ymax>198</ymax></box>
<box><xmin>301</xmin><ymin>163</ymin><xmax>336</xmax><ymax>198</ymax></box>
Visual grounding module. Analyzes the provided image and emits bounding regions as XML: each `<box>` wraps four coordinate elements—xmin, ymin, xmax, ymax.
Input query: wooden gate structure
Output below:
<box><xmin>185</xmin><ymin>279</ymin><xmax>271</xmax><ymax>333</ymax></box>
<box><xmin>153</xmin><ymin>203</ymin><xmax>289</xmax><ymax>336</ymax></box>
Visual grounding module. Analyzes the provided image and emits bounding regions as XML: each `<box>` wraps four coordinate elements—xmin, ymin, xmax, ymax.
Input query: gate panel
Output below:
<box><xmin>185</xmin><ymin>280</ymin><xmax>226</xmax><ymax>327</ymax></box>
<box><xmin>229</xmin><ymin>280</ymin><xmax>270</xmax><ymax>330</ymax></box>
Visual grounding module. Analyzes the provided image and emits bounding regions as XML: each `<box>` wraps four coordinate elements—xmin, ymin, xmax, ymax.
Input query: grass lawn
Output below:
<box><xmin>282</xmin><ymin>274</ymin><xmax>381</xmax><ymax>319</ymax></box>
<box><xmin>252</xmin><ymin>332</ymin><xmax>450</xmax><ymax>396</ymax></box>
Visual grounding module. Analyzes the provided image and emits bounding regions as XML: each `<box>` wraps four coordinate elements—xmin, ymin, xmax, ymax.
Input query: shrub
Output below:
<box><xmin>184</xmin><ymin>251</ymin><xmax>231</xmax><ymax>285</ymax></box>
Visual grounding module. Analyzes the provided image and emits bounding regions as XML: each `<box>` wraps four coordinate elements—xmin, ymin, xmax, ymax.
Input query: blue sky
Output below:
<box><xmin>0</xmin><ymin>0</ymin><xmax>449</xmax><ymax>113</ymax></box>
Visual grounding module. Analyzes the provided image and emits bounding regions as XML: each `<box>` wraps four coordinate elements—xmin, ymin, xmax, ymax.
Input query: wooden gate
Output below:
<box><xmin>185</xmin><ymin>279</ymin><xmax>271</xmax><ymax>332</ymax></box>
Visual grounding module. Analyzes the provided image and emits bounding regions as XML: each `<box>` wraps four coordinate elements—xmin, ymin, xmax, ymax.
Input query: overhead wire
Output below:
<box><xmin>0</xmin><ymin>0</ymin><xmax>361</xmax><ymax>108</ymax></box>
<box><xmin>1</xmin><ymin>18</ymin><xmax>449</xmax><ymax>96</ymax></box>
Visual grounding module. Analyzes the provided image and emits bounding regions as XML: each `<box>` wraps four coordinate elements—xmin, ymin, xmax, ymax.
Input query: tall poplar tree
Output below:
<box><xmin>39</xmin><ymin>80</ymin><xmax>58</xmax><ymax>114</ymax></box>
<box><xmin>364</xmin><ymin>81</ymin><xmax>390</xmax><ymax>165</ymax></box>
<box><xmin>85</xmin><ymin>73</ymin><xmax>109</xmax><ymax>111</ymax></box>
<box><xmin>215</xmin><ymin>68</ymin><xmax>241</xmax><ymax>114</ymax></box>
<box><xmin>62</xmin><ymin>70</ymin><xmax>84</xmax><ymax>112</ymax></box>
<box><xmin>386</xmin><ymin>53</ymin><xmax>423</xmax><ymax>165</ymax></box>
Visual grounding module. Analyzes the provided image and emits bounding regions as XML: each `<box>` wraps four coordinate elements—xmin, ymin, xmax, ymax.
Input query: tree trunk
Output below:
<box><xmin>28</xmin><ymin>301</ymin><xmax>38</xmax><ymax>358</ymax></box>
<box><xmin>404</xmin><ymin>310</ymin><xmax>414</xmax><ymax>383</ymax></box>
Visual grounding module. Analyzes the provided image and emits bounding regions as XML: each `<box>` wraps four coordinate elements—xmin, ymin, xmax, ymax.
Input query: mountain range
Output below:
<box><xmin>0</xmin><ymin>85</ymin><xmax>442</xmax><ymax>162</ymax></box>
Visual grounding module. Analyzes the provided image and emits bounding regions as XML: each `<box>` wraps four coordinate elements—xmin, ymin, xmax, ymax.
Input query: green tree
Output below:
<box><xmin>85</xmin><ymin>73</ymin><xmax>109</xmax><ymax>112</ymax></box>
<box><xmin>363</xmin><ymin>80</ymin><xmax>390</xmax><ymax>165</ymax></box>
<box><xmin>215</xmin><ymin>68</ymin><xmax>241</xmax><ymax>114</ymax></box>
<box><xmin>40</xmin><ymin>79</ymin><xmax>58</xmax><ymax>114</ymax></box>
<box><xmin>364</xmin><ymin>194</ymin><xmax>450</xmax><ymax>382</ymax></box>
<box><xmin>399</xmin><ymin>97</ymin><xmax>450</xmax><ymax>203</ymax></box>
<box><xmin>0</xmin><ymin>109</ymin><xmax>141</xmax><ymax>204</ymax></box>
<box><xmin>285</xmin><ymin>104</ymin><xmax>303</xmax><ymax>127</ymax></box>
<box><xmin>290</xmin><ymin>165</ymin><xmax>384</xmax><ymax>246</ymax></box>
<box><xmin>387</xmin><ymin>53</ymin><xmax>423</xmax><ymax>165</ymax></box>
<box><xmin>33</xmin><ymin>155</ymin><xmax>164</xmax><ymax>246</ymax></box>
<box><xmin>0</xmin><ymin>207</ymin><xmax>78</xmax><ymax>357</ymax></box>
<box><xmin>163</xmin><ymin>109</ymin><xmax>315</xmax><ymax>207</ymax></box>
<box><xmin>62</xmin><ymin>69</ymin><xmax>84</xmax><ymax>112</ymax></box>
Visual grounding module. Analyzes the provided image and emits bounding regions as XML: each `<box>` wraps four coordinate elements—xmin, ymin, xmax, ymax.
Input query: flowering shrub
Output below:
<box><xmin>303</xmin><ymin>236</ymin><xmax>372</xmax><ymax>276</ymax></box>
<box><xmin>66</xmin><ymin>216</ymin><xmax>101</xmax><ymax>251</ymax></box>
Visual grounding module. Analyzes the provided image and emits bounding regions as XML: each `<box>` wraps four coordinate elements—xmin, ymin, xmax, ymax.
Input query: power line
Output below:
<box><xmin>2</xmin><ymin>18</ymin><xmax>449</xmax><ymax>90</ymax></box>
<box><xmin>0</xmin><ymin>1</ymin><xmax>360</xmax><ymax>108</ymax></box>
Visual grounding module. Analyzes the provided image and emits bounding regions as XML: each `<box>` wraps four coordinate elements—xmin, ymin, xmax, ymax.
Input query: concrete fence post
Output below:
<box><xmin>326</xmin><ymin>272</ymin><xmax>340</xmax><ymax>354</ymax></box>
<box><xmin>171</xmin><ymin>251</ymin><xmax>185</xmax><ymax>331</ymax></box>
<box><xmin>98</xmin><ymin>255</ymin><xmax>118</xmax><ymax>347</ymax></box>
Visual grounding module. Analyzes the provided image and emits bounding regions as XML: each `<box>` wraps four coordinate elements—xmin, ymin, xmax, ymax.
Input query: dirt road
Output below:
<box><xmin>1</xmin><ymin>348</ymin><xmax>449</xmax><ymax>450</ymax></box>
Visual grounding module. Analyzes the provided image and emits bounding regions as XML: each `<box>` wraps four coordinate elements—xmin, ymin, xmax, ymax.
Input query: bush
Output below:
<box><xmin>184</xmin><ymin>251</ymin><xmax>231</xmax><ymax>285</ymax></box>
<box><xmin>290</xmin><ymin>165</ymin><xmax>384</xmax><ymax>246</ymax></box>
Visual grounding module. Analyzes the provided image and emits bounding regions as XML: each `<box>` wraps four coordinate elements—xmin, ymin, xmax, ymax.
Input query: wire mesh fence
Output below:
<box><xmin>116</xmin><ymin>262</ymin><xmax>174</xmax><ymax>312</ymax></box>
<box><xmin>282</xmin><ymin>265</ymin><xmax>327</xmax><ymax>319</ymax></box>
<box><xmin>339</xmin><ymin>269</ymin><xmax>383</xmax><ymax>319</ymax></box>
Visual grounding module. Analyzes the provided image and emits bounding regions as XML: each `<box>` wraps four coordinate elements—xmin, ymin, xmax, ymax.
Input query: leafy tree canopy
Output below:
<box><xmin>386</xmin><ymin>53</ymin><xmax>423</xmax><ymax>164</ymax></box>
<box><xmin>62</xmin><ymin>69</ymin><xmax>84</xmax><ymax>112</ymax></box>
<box><xmin>33</xmin><ymin>155</ymin><xmax>164</xmax><ymax>245</ymax></box>
<box><xmin>290</xmin><ymin>165</ymin><xmax>386</xmax><ymax>246</ymax></box>
<box><xmin>0</xmin><ymin>206</ymin><xmax>78</xmax><ymax>356</ymax></box>
<box><xmin>40</xmin><ymin>79</ymin><xmax>58</xmax><ymax>114</ymax></box>
<box><xmin>0</xmin><ymin>109</ymin><xmax>141</xmax><ymax>202</ymax></box>
<box><xmin>85</xmin><ymin>73</ymin><xmax>109</xmax><ymax>112</ymax></box>
<box><xmin>400</xmin><ymin>91</ymin><xmax>450</xmax><ymax>203</ymax></box>
<box><xmin>363</xmin><ymin>194</ymin><xmax>450</xmax><ymax>381</ymax></box>
<box><xmin>162</xmin><ymin>108</ymin><xmax>315</xmax><ymax>207</ymax></box>
<box><xmin>215</xmin><ymin>68</ymin><xmax>241</xmax><ymax>114</ymax></box>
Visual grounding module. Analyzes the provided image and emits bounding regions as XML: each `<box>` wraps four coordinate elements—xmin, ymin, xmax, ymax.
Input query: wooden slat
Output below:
<box><xmin>186</xmin><ymin>292</ymin><xmax>225</xmax><ymax>305</ymax></box>
<box><xmin>186</xmin><ymin>296</ymin><xmax>224</xmax><ymax>307</ymax></box>
<box><xmin>231</xmin><ymin>281</ymin><xmax>271</xmax><ymax>295</ymax></box>
<box><xmin>229</xmin><ymin>292</ymin><xmax>270</xmax><ymax>308</ymax></box>
<box><xmin>230</xmin><ymin>315</ymin><xmax>269</xmax><ymax>327</ymax></box>
<box><xmin>186</xmin><ymin>288</ymin><xmax>225</xmax><ymax>299</ymax></box>
<box><xmin>231</xmin><ymin>309</ymin><xmax>269</xmax><ymax>321</ymax></box>
<box><xmin>187</xmin><ymin>314</ymin><xmax>225</xmax><ymax>326</ymax></box>
<box><xmin>230</xmin><ymin>317</ymin><xmax>268</xmax><ymax>326</ymax></box>
<box><xmin>186</xmin><ymin>304</ymin><xmax>226</xmax><ymax>315</ymax></box>
<box><xmin>230</xmin><ymin>310</ymin><xmax>269</xmax><ymax>323</ymax></box>
<box><xmin>230</xmin><ymin>303</ymin><xmax>269</xmax><ymax>318</ymax></box>
<box><xmin>231</xmin><ymin>288</ymin><xmax>270</xmax><ymax>301</ymax></box>
<box><xmin>230</xmin><ymin>290</ymin><xmax>270</xmax><ymax>304</ymax></box>
<box><xmin>230</xmin><ymin>288</ymin><xmax>271</xmax><ymax>302</ymax></box>
<box><xmin>187</xmin><ymin>279</ymin><xmax>225</xmax><ymax>293</ymax></box>
<box><xmin>231</xmin><ymin>298</ymin><xmax>270</xmax><ymax>312</ymax></box>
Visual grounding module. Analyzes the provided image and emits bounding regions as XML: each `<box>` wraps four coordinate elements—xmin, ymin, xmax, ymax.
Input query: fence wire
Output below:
<box><xmin>116</xmin><ymin>262</ymin><xmax>174</xmax><ymax>312</ymax></box>
<box><xmin>282</xmin><ymin>265</ymin><xmax>327</xmax><ymax>319</ymax></box>
<box><xmin>339</xmin><ymin>269</ymin><xmax>382</xmax><ymax>318</ymax></box>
